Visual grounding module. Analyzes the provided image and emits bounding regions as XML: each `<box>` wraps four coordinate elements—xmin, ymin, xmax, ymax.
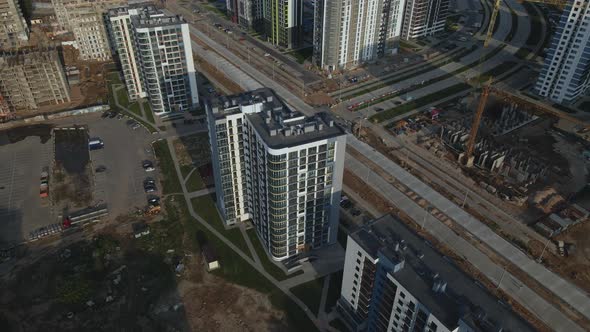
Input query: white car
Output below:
<box><xmin>143</xmin><ymin>161</ymin><xmax>155</xmax><ymax>172</ymax></box>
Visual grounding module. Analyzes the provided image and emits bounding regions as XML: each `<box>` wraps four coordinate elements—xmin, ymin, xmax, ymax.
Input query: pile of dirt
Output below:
<box><xmin>531</xmin><ymin>187</ymin><xmax>566</xmax><ymax>214</ymax></box>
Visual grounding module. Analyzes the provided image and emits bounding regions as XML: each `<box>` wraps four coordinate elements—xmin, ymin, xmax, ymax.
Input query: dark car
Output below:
<box><xmin>147</xmin><ymin>196</ymin><xmax>160</xmax><ymax>206</ymax></box>
<box><xmin>95</xmin><ymin>165</ymin><xmax>107</xmax><ymax>173</ymax></box>
<box><xmin>350</xmin><ymin>208</ymin><xmax>361</xmax><ymax>216</ymax></box>
<box><xmin>144</xmin><ymin>184</ymin><xmax>157</xmax><ymax>193</ymax></box>
<box><xmin>143</xmin><ymin>161</ymin><xmax>155</xmax><ymax>172</ymax></box>
<box><xmin>101</xmin><ymin>112</ymin><xmax>110</xmax><ymax>118</ymax></box>
<box><xmin>144</xmin><ymin>178</ymin><xmax>156</xmax><ymax>186</ymax></box>
<box><xmin>340</xmin><ymin>200</ymin><xmax>353</xmax><ymax>209</ymax></box>
<box><xmin>108</xmin><ymin>112</ymin><xmax>117</xmax><ymax>118</ymax></box>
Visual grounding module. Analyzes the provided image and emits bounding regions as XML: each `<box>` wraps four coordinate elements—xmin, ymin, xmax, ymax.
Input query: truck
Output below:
<box><xmin>89</xmin><ymin>138</ymin><xmax>104</xmax><ymax>150</ymax></box>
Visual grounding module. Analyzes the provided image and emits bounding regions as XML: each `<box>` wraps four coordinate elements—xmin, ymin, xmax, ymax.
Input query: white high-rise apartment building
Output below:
<box><xmin>534</xmin><ymin>0</ymin><xmax>590</xmax><ymax>104</ymax></box>
<box><xmin>107</xmin><ymin>6</ymin><xmax>199</xmax><ymax>114</ymax></box>
<box><xmin>51</xmin><ymin>0</ymin><xmax>126</xmax><ymax>61</ymax></box>
<box><xmin>338</xmin><ymin>215</ymin><xmax>536</xmax><ymax>332</ymax></box>
<box><xmin>0</xmin><ymin>0</ymin><xmax>29</xmax><ymax>49</ymax></box>
<box><xmin>401</xmin><ymin>0</ymin><xmax>449</xmax><ymax>39</ymax></box>
<box><xmin>313</xmin><ymin>0</ymin><xmax>406</xmax><ymax>70</ymax></box>
<box><xmin>207</xmin><ymin>88</ymin><xmax>346</xmax><ymax>261</ymax></box>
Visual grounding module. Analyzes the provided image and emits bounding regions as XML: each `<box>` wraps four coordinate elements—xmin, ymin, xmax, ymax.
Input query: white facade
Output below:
<box><xmin>401</xmin><ymin>0</ymin><xmax>449</xmax><ymax>39</ymax></box>
<box><xmin>313</xmin><ymin>0</ymin><xmax>406</xmax><ymax>70</ymax></box>
<box><xmin>107</xmin><ymin>6</ymin><xmax>199</xmax><ymax>113</ymax></box>
<box><xmin>534</xmin><ymin>0</ymin><xmax>590</xmax><ymax>103</ymax></box>
<box><xmin>207</xmin><ymin>89</ymin><xmax>346</xmax><ymax>261</ymax></box>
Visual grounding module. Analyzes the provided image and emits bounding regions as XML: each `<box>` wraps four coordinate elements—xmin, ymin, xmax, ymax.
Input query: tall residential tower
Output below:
<box><xmin>313</xmin><ymin>0</ymin><xmax>406</xmax><ymax>70</ymax></box>
<box><xmin>263</xmin><ymin>0</ymin><xmax>303</xmax><ymax>48</ymax></box>
<box><xmin>534</xmin><ymin>0</ymin><xmax>590</xmax><ymax>104</ymax></box>
<box><xmin>107</xmin><ymin>6</ymin><xmax>199</xmax><ymax>114</ymax></box>
<box><xmin>207</xmin><ymin>88</ymin><xmax>346</xmax><ymax>261</ymax></box>
<box><xmin>401</xmin><ymin>0</ymin><xmax>449</xmax><ymax>39</ymax></box>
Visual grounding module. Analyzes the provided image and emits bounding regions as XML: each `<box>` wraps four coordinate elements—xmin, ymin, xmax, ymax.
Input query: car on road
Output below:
<box><xmin>142</xmin><ymin>161</ymin><xmax>155</xmax><ymax>172</ymax></box>
<box><xmin>95</xmin><ymin>165</ymin><xmax>107</xmax><ymax>173</ymax></box>
<box><xmin>394</xmin><ymin>100</ymin><xmax>403</xmax><ymax>105</ymax></box>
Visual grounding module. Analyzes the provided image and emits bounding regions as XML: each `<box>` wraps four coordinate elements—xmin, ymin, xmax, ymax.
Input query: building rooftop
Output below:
<box><xmin>209</xmin><ymin>88</ymin><xmax>345</xmax><ymax>149</ymax></box>
<box><xmin>132</xmin><ymin>10</ymin><xmax>185</xmax><ymax>29</ymax></box>
<box><xmin>350</xmin><ymin>215</ymin><xmax>535</xmax><ymax>332</ymax></box>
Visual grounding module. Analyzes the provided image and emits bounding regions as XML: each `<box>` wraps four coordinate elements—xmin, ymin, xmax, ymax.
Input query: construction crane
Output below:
<box><xmin>463</xmin><ymin>0</ymin><xmax>570</xmax><ymax>166</ymax></box>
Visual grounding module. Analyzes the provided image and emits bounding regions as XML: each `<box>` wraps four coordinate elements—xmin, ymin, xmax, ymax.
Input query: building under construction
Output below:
<box><xmin>0</xmin><ymin>0</ymin><xmax>30</xmax><ymax>50</ymax></box>
<box><xmin>0</xmin><ymin>48</ymin><xmax>71</xmax><ymax>114</ymax></box>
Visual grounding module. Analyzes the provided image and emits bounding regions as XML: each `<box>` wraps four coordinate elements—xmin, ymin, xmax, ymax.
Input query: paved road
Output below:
<box><xmin>346</xmin><ymin>135</ymin><xmax>590</xmax><ymax>330</ymax></box>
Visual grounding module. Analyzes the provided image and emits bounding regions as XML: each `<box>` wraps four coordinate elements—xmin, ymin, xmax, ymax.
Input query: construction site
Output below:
<box><xmin>364</xmin><ymin>85</ymin><xmax>590</xmax><ymax>295</ymax></box>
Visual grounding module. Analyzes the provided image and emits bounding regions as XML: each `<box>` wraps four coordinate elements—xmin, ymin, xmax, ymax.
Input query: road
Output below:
<box><xmin>165</xmin><ymin>1</ymin><xmax>590</xmax><ymax>330</ymax></box>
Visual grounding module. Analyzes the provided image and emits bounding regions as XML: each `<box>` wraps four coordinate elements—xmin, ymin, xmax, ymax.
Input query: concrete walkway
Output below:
<box><xmin>240</xmin><ymin>224</ymin><xmax>261</xmax><ymax>267</ymax></box>
<box><xmin>186</xmin><ymin>187</ymin><xmax>215</xmax><ymax>199</ymax></box>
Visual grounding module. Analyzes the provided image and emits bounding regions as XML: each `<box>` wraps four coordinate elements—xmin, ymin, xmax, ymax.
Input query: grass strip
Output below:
<box><xmin>153</xmin><ymin>140</ymin><xmax>183</xmax><ymax>194</ymax></box>
<box><xmin>191</xmin><ymin>195</ymin><xmax>251</xmax><ymax>258</ymax></box>
<box><xmin>246</xmin><ymin>228</ymin><xmax>303</xmax><ymax>281</ymax></box>
<box><xmin>291</xmin><ymin>277</ymin><xmax>325</xmax><ymax>315</ymax></box>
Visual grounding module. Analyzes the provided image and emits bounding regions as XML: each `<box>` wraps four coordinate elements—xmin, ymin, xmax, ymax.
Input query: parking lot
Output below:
<box><xmin>0</xmin><ymin>113</ymin><xmax>161</xmax><ymax>246</ymax></box>
<box><xmin>0</xmin><ymin>130</ymin><xmax>53</xmax><ymax>246</ymax></box>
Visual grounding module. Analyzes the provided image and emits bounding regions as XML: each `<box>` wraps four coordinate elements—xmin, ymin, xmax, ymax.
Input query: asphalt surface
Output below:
<box><xmin>0</xmin><ymin>135</ymin><xmax>53</xmax><ymax>245</ymax></box>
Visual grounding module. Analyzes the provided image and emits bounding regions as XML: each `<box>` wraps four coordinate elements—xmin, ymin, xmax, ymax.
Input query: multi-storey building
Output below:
<box><xmin>51</xmin><ymin>0</ymin><xmax>126</xmax><ymax>61</ymax></box>
<box><xmin>107</xmin><ymin>6</ymin><xmax>199</xmax><ymax>114</ymax></box>
<box><xmin>401</xmin><ymin>0</ymin><xmax>449</xmax><ymax>39</ymax></box>
<box><xmin>262</xmin><ymin>0</ymin><xmax>303</xmax><ymax>48</ymax></box>
<box><xmin>338</xmin><ymin>215</ymin><xmax>536</xmax><ymax>332</ymax></box>
<box><xmin>313</xmin><ymin>0</ymin><xmax>406</xmax><ymax>71</ymax></box>
<box><xmin>227</xmin><ymin>0</ymin><xmax>263</xmax><ymax>30</ymax></box>
<box><xmin>0</xmin><ymin>0</ymin><xmax>29</xmax><ymax>50</ymax></box>
<box><xmin>534</xmin><ymin>0</ymin><xmax>590</xmax><ymax>104</ymax></box>
<box><xmin>0</xmin><ymin>49</ymin><xmax>70</xmax><ymax>113</ymax></box>
<box><xmin>207</xmin><ymin>88</ymin><xmax>346</xmax><ymax>261</ymax></box>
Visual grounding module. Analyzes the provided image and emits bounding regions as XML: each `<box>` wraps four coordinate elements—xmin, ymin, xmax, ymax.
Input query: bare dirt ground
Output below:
<box><xmin>0</xmin><ymin>228</ymin><xmax>287</xmax><ymax>332</ymax></box>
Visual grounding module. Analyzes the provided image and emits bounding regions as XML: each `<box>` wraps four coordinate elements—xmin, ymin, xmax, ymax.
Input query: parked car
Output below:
<box><xmin>108</xmin><ymin>112</ymin><xmax>117</xmax><ymax>118</ymax></box>
<box><xmin>95</xmin><ymin>165</ymin><xmax>107</xmax><ymax>173</ymax></box>
<box><xmin>131</xmin><ymin>123</ymin><xmax>141</xmax><ymax>130</ymax></box>
<box><xmin>144</xmin><ymin>178</ymin><xmax>156</xmax><ymax>186</ymax></box>
<box><xmin>147</xmin><ymin>196</ymin><xmax>160</xmax><ymax>206</ymax></box>
<box><xmin>144</xmin><ymin>184</ymin><xmax>156</xmax><ymax>193</ymax></box>
<box><xmin>143</xmin><ymin>161</ymin><xmax>155</xmax><ymax>172</ymax></box>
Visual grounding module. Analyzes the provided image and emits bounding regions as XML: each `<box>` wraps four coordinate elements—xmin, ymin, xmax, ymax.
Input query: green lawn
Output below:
<box><xmin>128</xmin><ymin>102</ymin><xmax>142</xmax><ymax>117</ymax></box>
<box><xmin>106</xmin><ymin>71</ymin><xmax>157</xmax><ymax>133</ymax></box>
<box><xmin>153</xmin><ymin>140</ymin><xmax>183</xmax><ymax>194</ymax></box>
<box><xmin>191</xmin><ymin>195</ymin><xmax>251</xmax><ymax>258</ymax></box>
<box><xmin>246</xmin><ymin>228</ymin><xmax>303</xmax><ymax>281</ymax></box>
<box><xmin>325</xmin><ymin>271</ymin><xmax>343</xmax><ymax>312</ymax></box>
<box><xmin>185</xmin><ymin>169</ymin><xmax>205</xmax><ymax>192</ymax></box>
<box><xmin>290</xmin><ymin>277</ymin><xmax>325</xmax><ymax>315</ymax></box>
<box><xmin>180</xmin><ymin>165</ymin><xmax>194</xmax><ymax>179</ymax></box>
<box><xmin>143</xmin><ymin>100</ymin><xmax>156</xmax><ymax>124</ymax></box>
<box><xmin>116</xmin><ymin>86</ymin><xmax>130</xmax><ymax>108</ymax></box>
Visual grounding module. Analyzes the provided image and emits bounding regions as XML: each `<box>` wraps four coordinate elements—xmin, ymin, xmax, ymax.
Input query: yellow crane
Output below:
<box><xmin>463</xmin><ymin>0</ymin><xmax>570</xmax><ymax>166</ymax></box>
